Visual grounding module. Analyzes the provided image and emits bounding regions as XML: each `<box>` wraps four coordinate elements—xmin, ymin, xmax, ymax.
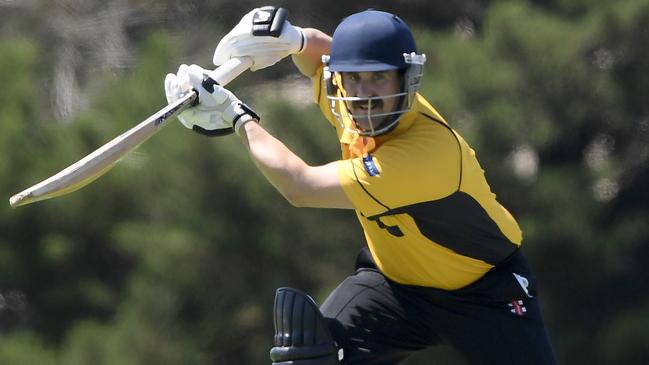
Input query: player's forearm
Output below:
<box><xmin>238</xmin><ymin>122</ymin><xmax>314</xmax><ymax>206</ymax></box>
<box><xmin>292</xmin><ymin>28</ymin><xmax>331</xmax><ymax>77</ymax></box>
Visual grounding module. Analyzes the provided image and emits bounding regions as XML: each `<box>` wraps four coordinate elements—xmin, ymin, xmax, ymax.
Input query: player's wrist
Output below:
<box><xmin>234</xmin><ymin>116</ymin><xmax>258</xmax><ymax>136</ymax></box>
<box><xmin>231</xmin><ymin>102</ymin><xmax>260</xmax><ymax>136</ymax></box>
<box><xmin>293</xmin><ymin>26</ymin><xmax>307</xmax><ymax>54</ymax></box>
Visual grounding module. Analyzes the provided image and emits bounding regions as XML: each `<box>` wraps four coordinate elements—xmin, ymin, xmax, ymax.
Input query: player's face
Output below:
<box><xmin>340</xmin><ymin>70</ymin><xmax>402</xmax><ymax>132</ymax></box>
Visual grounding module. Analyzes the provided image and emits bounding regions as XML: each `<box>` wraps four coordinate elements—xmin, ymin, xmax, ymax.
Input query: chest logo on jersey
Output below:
<box><xmin>363</xmin><ymin>154</ymin><xmax>380</xmax><ymax>176</ymax></box>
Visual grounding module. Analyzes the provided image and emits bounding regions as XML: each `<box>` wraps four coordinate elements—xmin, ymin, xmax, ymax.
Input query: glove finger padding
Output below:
<box><xmin>164</xmin><ymin>65</ymin><xmax>193</xmax><ymax>129</ymax></box>
<box><xmin>228</xmin><ymin>39</ymin><xmax>297</xmax><ymax>59</ymax></box>
<box><xmin>213</xmin><ymin>7</ymin><xmax>304</xmax><ymax>71</ymax></box>
<box><xmin>213</xmin><ymin>9</ymin><xmax>257</xmax><ymax>67</ymax></box>
<box><xmin>164</xmin><ymin>64</ymin><xmax>235</xmax><ymax>136</ymax></box>
<box><xmin>186</xmin><ymin>65</ymin><xmax>232</xmax><ymax>107</ymax></box>
<box><xmin>186</xmin><ymin>64</ymin><xmax>237</xmax><ymax>135</ymax></box>
<box><xmin>164</xmin><ymin>63</ymin><xmax>260</xmax><ymax>137</ymax></box>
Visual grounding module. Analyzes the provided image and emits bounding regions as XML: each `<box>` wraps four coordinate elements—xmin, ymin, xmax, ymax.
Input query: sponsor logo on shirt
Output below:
<box><xmin>363</xmin><ymin>154</ymin><xmax>380</xmax><ymax>176</ymax></box>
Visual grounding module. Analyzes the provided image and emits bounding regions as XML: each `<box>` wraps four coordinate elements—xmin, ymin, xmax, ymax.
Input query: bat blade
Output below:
<box><xmin>9</xmin><ymin>57</ymin><xmax>252</xmax><ymax>208</ymax></box>
<box><xmin>9</xmin><ymin>92</ymin><xmax>196</xmax><ymax>208</ymax></box>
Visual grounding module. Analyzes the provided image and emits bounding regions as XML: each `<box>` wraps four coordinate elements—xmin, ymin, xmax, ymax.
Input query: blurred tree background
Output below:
<box><xmin>0</xmin><ymin>0</ymin><xmax>648</xmax><ymax>364</ymax></box>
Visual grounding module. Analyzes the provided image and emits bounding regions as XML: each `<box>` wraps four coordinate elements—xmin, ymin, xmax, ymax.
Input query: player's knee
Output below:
<box><xmin>270</xmin><ymin>287</ymin><xmax>342</xmax><ymax>365</ymax></box>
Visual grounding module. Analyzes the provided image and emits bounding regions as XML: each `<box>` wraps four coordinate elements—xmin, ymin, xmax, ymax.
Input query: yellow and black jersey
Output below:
<box><xmin>312</xmin><ymin>67</ymin><xmax>522</xmax><ymax>290</ymax></box>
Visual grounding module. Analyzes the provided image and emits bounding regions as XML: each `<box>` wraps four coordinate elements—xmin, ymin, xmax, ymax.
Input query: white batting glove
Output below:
<box><xmin>164</xmin><ymin>64</ymin><xmax>259</xmax><ymax>136</ymax></box>
<box><xmin>213</xmin><ymin>7</ymin><xmax>306</xmax><ymax>71</ymax></box>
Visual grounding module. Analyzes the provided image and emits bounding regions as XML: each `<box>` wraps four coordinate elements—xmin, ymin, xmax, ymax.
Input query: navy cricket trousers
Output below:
<box><xmin>320</xmin><ymin>248</ymin><xmax>558</xmax><ymax>365</ymax></box>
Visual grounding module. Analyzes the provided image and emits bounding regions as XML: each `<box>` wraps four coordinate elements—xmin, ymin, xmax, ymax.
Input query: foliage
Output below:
<box><xmin>0</xmin><ymin>1</ymin><xmax>648</xmax><ymax>364</ymax></box>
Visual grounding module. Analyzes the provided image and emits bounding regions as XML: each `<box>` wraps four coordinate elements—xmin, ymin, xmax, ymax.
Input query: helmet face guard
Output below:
<box><xmin>323</xmin><ymin>10</ymin><xmax>426</xmax><ymax>137</ymax></box>
<box><xmin>323</xmin><ymin>52</ymin><xmax>426</xmax><ymax>137</ymax></box>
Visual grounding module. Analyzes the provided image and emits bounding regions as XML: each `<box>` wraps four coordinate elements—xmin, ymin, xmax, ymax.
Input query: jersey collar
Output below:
<box><xmin>339</xmin><ymin>93</ymin><xmax>435</xmax><ymax>156</ymax></box>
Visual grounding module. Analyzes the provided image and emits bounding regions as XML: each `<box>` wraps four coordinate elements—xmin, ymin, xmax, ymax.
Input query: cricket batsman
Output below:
<box><xmin>164</xmin><ymin>7</ymin><xmax>558</xmax><ymax>365</ymax></box>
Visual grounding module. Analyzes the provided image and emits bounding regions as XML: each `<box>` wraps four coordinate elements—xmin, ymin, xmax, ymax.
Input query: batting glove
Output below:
<box><xmin>164</xmin><ymin>64</ymin><xmax>259</xmax><ymax>136</ymax></box>
<box><xmin>213</xmin><ymin>7</ymin><xmax>305</xmax><ymax>71</ymax></box>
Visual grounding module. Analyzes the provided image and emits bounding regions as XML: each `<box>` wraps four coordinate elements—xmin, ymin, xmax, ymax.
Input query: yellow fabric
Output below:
<box><xmin>312</xmin><ymin>66</ymin><xmax>522</xmax><ymax>290</ymax></box>
<box><xmin>348</xmin><ymin>135</ymin><xmax>376</xmax><ymax>158</ymax></box>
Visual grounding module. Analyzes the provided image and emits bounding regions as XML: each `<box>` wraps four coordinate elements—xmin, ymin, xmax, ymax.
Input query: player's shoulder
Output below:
<box><xmin>373</xmin><ymin>99</ymin><xmax>462</xmax><ymax>170</ymax></box>
<box><xmin>414</xmin><ymin>112</ymin><xmax>459</xmax><ymax>145</ymax></box>
<box><xmin>411</xmin><ymin>95</ymin><xmax>452</xmax><ymax>129</ymax></box>
<box><xmin>396</xmin><ymin>101</ymin><xmax>459</xmax><ymax>146</ymax></box>
<box><xmin>377</xmin><ymin>119</ymin><xmax>460</xmax><ymax>170</ymax></box>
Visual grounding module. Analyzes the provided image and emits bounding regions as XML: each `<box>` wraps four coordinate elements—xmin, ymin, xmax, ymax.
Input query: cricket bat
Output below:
<box><xmin>9</xmin><ymin>57</ymin><xmax>253</xmax><ymax>208</ymax></box>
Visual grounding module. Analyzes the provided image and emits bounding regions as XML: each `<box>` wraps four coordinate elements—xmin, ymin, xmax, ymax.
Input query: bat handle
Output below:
<box><xmin>206</xmin><ymin>57</ymin><xmax>254</xmax><ymax>86</ymax></box>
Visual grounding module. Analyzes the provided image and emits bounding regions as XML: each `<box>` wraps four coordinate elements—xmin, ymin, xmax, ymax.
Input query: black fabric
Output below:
<box><xmin>201</xmin><ymin>77</ymin><xmax>219</xmax><ymax>93</ymax></box>
<box><xmin>368</xmin><ymin>191</ymin><xmax>519</xmax><ymax>265</ymax></box>
<box><xmin>237</xmin><ymin>102</ymin><xmax>261</xmax><ymax>123</ymax></box>
<box><xmin>191</xmin><ymin>102</ymin><xmax>258</xmax><ymax>138</ymax></box>
<box><xmin>319</xmin><ymin>248</ymin><xmax>557</xmax><ymax>365</ymax></box>
<box><xmin>367</xmin><ymin>216</ymin><xmax>404</xmax><ymax>237</ymax></box>
<box><xmin>191</xmin><ymin>124</ymin><xmax>234</xmax><ymax>137</ymax></box>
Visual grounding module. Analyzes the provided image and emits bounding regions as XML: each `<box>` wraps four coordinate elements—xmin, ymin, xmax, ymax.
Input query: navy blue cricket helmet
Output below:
<box><xmin>328</xmin><ymin>10</ymin><xmax>417</xmax><ymax>72</ymax></box>
<box><xmin>323</xmin><ymin>10</ymin><xmax>427</xmax><ymax>136</ymax></box>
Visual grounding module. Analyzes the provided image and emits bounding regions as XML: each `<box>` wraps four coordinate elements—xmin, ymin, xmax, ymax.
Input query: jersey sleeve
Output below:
<box><xmin>336</xmin><ymin>122</ymin><xmax>462</xmax><ymax>216</ymax></box>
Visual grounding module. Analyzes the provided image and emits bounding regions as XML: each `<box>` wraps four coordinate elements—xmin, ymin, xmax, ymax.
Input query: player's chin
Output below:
<box><xmin>353</xmin><ymin>115</ymin><xmax>388</xmax><ymax>134</ymax></box>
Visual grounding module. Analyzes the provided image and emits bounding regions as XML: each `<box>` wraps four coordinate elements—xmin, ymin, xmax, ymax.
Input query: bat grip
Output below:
<box><xmin>206</xmin><ymin>57</ymin><xmax>254</xmax><ymax>86</ymax></box>
<box><xmin>194</xmin><ymin>57</ymin><xmax>254</xmax><ymax>107</ymax></box>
